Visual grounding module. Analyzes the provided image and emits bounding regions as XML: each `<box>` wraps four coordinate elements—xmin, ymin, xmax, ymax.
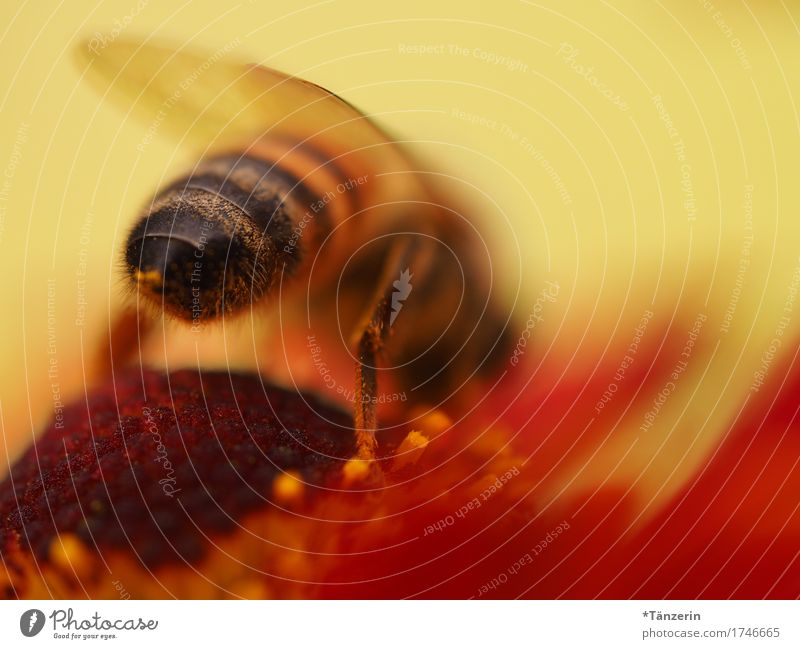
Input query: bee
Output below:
<box><xmin>78</xmin><ymin>38</ymin><xmax>512</xmax><ymax>458</ymax></box>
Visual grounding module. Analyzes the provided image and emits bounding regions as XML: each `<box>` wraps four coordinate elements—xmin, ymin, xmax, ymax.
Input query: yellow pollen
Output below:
<box><xmin>134</xmin><ymin>269</ymin><xmax>163</xmax><ymax>288</ymax></box>
<box><xmin>49</xmin><ymin>534</ymin><xmax>91</xmax><ymax>575</ymax></box>
<box><xmin>415</xmin><ymin>409</ymin><xmax>452</xmax><ymax>438</ymax></box>
<box><xmin>341</xmin><ymin>458</ymin><xmax>371</xmax><ymax>486</ymax></box>
<box><xmin>390</xmin><ymin>430</ymin><xmax>429</xmax><ymax>472</ymax></box>
<box><xmin>273</xmin><ymin>470</ymin><xmax>304</xmax><ymax>504</ymax></box>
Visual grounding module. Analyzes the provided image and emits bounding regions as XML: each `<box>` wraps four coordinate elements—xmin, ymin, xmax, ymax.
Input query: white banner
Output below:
<box><xmin>0</xmin><ymin>600</ymin><xmax>797</xmax><ymax>648</ymax></box>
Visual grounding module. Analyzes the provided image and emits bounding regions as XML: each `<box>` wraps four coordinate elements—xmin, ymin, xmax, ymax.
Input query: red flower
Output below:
<box><xmin>2</xmin><ymin>313</ymin><xmax>799</xmax><ymax>598</ymax></box>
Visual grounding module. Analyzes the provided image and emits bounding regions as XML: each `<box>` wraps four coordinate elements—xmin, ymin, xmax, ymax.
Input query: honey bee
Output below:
<box><xmin>78</xmin><ymin>38</ymin><xmax>512</xmax><ymax>458</ymax></box>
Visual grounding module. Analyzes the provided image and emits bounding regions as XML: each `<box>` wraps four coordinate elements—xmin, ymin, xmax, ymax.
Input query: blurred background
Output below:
<box><xmin>0</xmin><ymin>0</ymin><xmax>798</xmax><ymax>524</ymax></box>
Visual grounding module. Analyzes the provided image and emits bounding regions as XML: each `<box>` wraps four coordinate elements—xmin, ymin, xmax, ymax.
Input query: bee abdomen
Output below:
<box><xmin>124</xmin><ymin>154</ymin><xmax>323</xmax><ymax>321</ymax></box>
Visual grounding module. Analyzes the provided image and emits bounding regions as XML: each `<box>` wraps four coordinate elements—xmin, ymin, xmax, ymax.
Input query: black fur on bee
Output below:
<box><xmin>124</xmin><ymin>154</ymin><xmax>317</xmax><ymax>322</ymax></box>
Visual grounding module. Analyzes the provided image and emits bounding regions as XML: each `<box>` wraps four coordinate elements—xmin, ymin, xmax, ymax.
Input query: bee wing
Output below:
<box><xmin>76</xmin><ymin>37</ymin><xmax>407</xmax><ymax>167</ymax></box>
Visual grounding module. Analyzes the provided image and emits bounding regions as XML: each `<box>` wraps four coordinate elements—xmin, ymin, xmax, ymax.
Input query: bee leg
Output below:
<box><xmin>92</xmin><ymin>306</ymin><xmax>151</xmax><ymax>381</ymax></box>
<box><xmin>353</xmin><ymin>298</ymin><xmax>390</xmax><ymax>460</ymax></box>
<box><xmin>351</xmin><ymin>236</ymin><xmax>417</xmax><ymax>461</ymax></box>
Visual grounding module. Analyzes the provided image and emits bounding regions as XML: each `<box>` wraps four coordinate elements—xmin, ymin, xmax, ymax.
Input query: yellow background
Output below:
<box><xmin>0</xmin><ymin>0</ymin><xmax>798</xmax><ymax>511</ymax></box>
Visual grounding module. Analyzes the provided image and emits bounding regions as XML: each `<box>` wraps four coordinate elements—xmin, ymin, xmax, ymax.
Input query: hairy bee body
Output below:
<box><xmin>84</xmin><ymin>39</ymin><xmax>511</xmax><ymax>407</ymax></box>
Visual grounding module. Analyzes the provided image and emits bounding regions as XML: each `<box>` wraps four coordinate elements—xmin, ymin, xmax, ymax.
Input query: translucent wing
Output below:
<box><xmin>76</xmin><ymin>37</ymin><xmax>410</xmax><ymax>171</ymax></box>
